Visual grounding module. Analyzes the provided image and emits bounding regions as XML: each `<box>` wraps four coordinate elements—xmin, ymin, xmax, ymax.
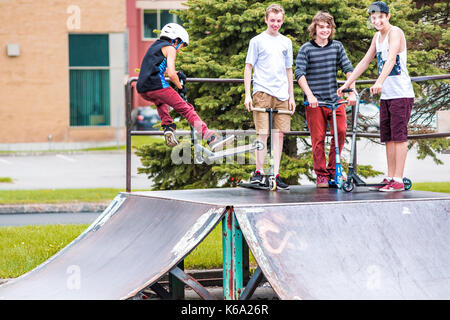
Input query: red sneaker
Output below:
<box><xmin>368</xmin><ymin>178</ymin><xmax>391</xmax><ymax>191</ymax></box>
<box><xmin>316</xmin><ymin>175</ymin><xmax>329</xmax><ymax>188</ymax></box>
<box><xmin>379</xmin><ymin>180</ymin><xmax>405</xmax><ymax>192</ymax></box>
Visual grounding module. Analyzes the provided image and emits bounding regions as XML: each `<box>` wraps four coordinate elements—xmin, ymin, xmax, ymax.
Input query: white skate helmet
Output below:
<box><xmin>160</xmin><ymin>23</ymin><xmax>189</xmax><ymax>47</ymax></box>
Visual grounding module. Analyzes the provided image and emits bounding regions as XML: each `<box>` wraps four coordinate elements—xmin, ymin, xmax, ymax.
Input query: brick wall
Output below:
<box><xmin>0</xmin><ymin>0</ymin><xmax>126</xmax><ymax>144</ymax></box>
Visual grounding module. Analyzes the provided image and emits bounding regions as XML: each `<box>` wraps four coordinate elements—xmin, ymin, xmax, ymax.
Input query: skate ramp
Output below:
<box><xmin>2</xmin><ymin>186</ymin><xmax>449</xmax><ymax>300</ymax></box>
<box><xmin>0</xmin><ymin>193</ymin><xmax>225</xmax><ymax>300</ymax></box>
<box><xmin>235</xmin><ymin>197</ymin><xmax>450</xmax><ymax>299</ymax></box>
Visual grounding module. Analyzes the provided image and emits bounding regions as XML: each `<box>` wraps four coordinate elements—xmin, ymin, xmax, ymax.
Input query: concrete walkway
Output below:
<box><xmin>0</xmin><ymin>150</ymin><xmax>150</xmax><ymax>190</ymax></box>
<box><xmin>0</xmin><ymin>212</ymin><xmax>100</xmax><ymax>227</ymax></box>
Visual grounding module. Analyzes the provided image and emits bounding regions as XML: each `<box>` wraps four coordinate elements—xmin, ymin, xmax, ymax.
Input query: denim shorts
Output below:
<box><xmin>379</xmin><ymin>98</ymin><xmax>414</xmax><ymax>142</ymax></box>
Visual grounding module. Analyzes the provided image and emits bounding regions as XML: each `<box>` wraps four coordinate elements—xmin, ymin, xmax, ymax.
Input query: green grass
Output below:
<box><xmin>411</xmin><ymin>182</ymin><xmax>450</xmax><ymax>193</ymax></box>
<box><xmin>0</xmin><ymin>177</ymin><xmax>13</xmax><ymax>183</ymax></box>
<box><xmin>0</xmin><ymin>188</ymin><xmax>125</xmax><ymax>205</ymax></box>
<box><xmin>80</xmin><ymin>135</ymin><xmax>164</xmax><ymax>151</ymax></box>
<box><xmin>185</xmin><ymin>224</ymin><xmax>224</xmax><ymax>270</ymax></box>
<box><xmin>0</xmin><ymin>224</ymin><xmax>88</xmax><ymax>278</ymax></box>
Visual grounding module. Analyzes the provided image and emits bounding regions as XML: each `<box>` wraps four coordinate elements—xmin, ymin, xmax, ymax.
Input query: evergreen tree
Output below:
<box><xmin>136</xmin><ymin>0</ymin><xmax>448</xmax><ymax>190</ymax></box>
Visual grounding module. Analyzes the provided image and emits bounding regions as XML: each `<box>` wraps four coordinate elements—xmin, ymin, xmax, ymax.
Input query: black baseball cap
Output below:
<box><xmin>368</xmin><ymin>1</ymin><xmax>389</xmax><ymax>14</ymax></box>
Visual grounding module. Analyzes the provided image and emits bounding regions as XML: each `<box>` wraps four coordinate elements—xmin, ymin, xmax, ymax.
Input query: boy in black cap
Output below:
<box><xmin>368</xmin><ymin>1</ymin><xmax>389</xmax><ymax>15</ymax></box>
<box><xmin>338</xmin><ymin>1</ymin><xmax>415</xmax><ymax>192</ymax></box>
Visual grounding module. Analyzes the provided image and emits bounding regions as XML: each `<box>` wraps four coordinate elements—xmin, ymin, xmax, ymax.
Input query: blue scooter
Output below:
<box><xmin>304</xmin><ymin>93</ymin><xmax>350</xmax><ymax>189</ymax></box>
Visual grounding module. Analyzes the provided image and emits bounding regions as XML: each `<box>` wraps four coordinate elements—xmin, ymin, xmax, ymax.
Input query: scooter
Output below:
<box><xmin>341</xmin><ymin>88</ymin><xmax>412</xmax><ymax>192</ymax></box>
<box><xmin>178</xmin><ymin>81</ymin><xmax>264</xmax><ymax>165</ymax></box>
<box><xmin>238</xmin><ymin>107</ymin><xmax>292</xmax><ymax>191</ymax></box>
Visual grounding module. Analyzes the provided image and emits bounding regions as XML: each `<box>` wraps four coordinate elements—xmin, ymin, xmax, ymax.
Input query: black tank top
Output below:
<box><xmin>137</xmin><ymin>39</ymin><xmax>171</xmax><ymax>93</ymax></box>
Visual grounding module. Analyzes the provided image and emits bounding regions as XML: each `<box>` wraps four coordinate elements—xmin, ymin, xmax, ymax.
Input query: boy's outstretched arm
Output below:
<box><xmin>337</xmin><ymin>36</ymin><xmax>377</xmax><ymax>96</ymax></box>
<box><xmin>370</xmin><ymin>28</ymin><xmax>402</xmax><ymax>95</ymax></box>
<box><xmin>286</xmin><ymin>68</ymin><xmax>296</xmax><ymax>114</ymax></box>
<box><xmin>244</xmin><ymin>63</ymin><xmax>253</xmax><ymax>111</ymax></box>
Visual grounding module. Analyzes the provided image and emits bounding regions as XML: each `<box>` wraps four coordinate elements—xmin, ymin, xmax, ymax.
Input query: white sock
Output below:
<box><xmin>393</xmin><ymin>177</ymin><xmax>403</xmax><ymax>183</ymax></box>
<box><xmin>387</xmin><ymin>177</ymin><xmax>393</xmax><ymax>181</ymax></box>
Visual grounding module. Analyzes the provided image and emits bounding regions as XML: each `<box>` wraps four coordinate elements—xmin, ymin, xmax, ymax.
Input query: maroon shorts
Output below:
<box><xmin>379</xmin><ymin>98</ymin><xmax>414</xmax><ymax>142</ymax></box>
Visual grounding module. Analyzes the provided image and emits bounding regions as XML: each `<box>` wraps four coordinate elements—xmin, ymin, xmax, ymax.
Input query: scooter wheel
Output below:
<box><xmin>342</xmin><ymin>181</ymin><xmax>354</xmax><ymax>192</ymax></box>
<box><xmin>403</xmin><ymin>177</ymin><xmax>412</xmax><ymax>190</ymax></box>
<box><xmin>269</xmin><ymin>177</ymin><xmax>277</xmax><ymax>191</ymax></box>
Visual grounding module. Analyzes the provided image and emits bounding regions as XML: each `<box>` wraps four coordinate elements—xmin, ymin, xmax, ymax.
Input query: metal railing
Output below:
<box><xmin>125</xmin><ymin>74</ymin><xmax>450</xmax><ymax>192</ymax></box>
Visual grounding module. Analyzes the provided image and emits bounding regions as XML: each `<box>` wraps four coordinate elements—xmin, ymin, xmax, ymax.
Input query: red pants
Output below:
<box><xmin>306</xmin><ymin>103</ymin><xmax>347</xmax><ymax>178</ymax></box>
<box><xmin>139</xmin><ymin>87</ymin><xmax>213</xmax><ymax>139</ymax></box>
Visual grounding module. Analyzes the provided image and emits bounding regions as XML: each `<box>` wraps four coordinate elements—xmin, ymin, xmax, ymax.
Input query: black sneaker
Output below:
<box><xmin>207</xmin><ymin>134</ymin><xmax>235</xmax><ymax>151</ymax></box>
<box><xmin>250</xmin><ymin>171</ymin><xmax>264</xmax><ymax>184</ymax></box>
<box><xmin>162</xmin><ymin>123</ymin><xmax>178</xmax><ymax>147</ymax></box>
<box><xmin>276</xmin><ymin>174</ymin><xmax>290</xmax><ymax>190</ymax></box>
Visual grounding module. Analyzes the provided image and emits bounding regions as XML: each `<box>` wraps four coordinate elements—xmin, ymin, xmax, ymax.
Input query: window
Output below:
<box><xmin>143</xmin><ymin>9</ymin><xmax>183</xmax><ymax>40</ymax></box>
<box><xmin>68</xmin><ymin>34</ymin><xmax>110</xmax><ymax>126</ymax></box>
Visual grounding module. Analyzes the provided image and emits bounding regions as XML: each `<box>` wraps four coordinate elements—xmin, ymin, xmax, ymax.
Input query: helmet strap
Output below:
<box><xmin>174</xmin><ymin>40</ymin><xmax>183</xmax><ymax>50</ymax></box>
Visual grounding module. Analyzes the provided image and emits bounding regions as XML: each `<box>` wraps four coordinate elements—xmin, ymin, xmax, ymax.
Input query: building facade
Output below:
<box><xmin>0</xmin><ymin>0</ymin><xmax>127</xmax><ymax>148</ymax></box>
<box><xmin>0</xmin><ymin>0</ymin><xmax>186</xmax><ymax>149</ymax></box>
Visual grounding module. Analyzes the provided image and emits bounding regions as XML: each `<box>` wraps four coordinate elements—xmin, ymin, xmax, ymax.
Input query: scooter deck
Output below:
<box><xmin>328</xmin><ymin>182</ymin><xmax>339</xmax><ymax>189</ymax></box>
<box><xmin>238</xmin><ymin>182</ymin><xmax>270</xmax><ymax>190</ymax></box>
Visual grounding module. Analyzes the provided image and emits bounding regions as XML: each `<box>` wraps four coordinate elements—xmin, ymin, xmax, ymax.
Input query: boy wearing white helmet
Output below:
<box><xmin>137</xmin><ymin>23</ymin><xmax>234</xmax><ymax>150</ymax></box>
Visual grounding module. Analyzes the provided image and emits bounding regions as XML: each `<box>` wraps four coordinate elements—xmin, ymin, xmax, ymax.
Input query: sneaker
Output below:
<box><xmin>207</xmin><ymin>134</ymin><xmax>235</xmax><ymax>151</ymax></box>
<box><xmin>162</xmin><ymin>123</ymin><xmax>178</xmax><ymax>147</ymax></box>
<box><xmin>368</xmin><ymin>178</ymin><xmax>391</xmax><ymax>191</ymax></box>
<box><xmin>316</xmin><ymin>175</ymin><xmax>329</xmax><ymax>188</ymax></box>
<box><xmin>275</xmin><ymin>174</ymin><xmax>290</xmax><ymax>190</ymax></box>
<box><xmin>379</xmin><ymin>180</ymin><xmax>405</xmax><ymax>192</ymax></box>
<box><xmin>250</xmin><ymin>171</ymin><xmax>264</xmax><ymax>184</ymax></box>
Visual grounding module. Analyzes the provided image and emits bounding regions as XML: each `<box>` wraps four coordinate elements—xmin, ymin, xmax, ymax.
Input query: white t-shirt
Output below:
<box><xmin>245</xmin><ymin>31</ymin><xmax>293</xmax><ymax>101</ymax></box>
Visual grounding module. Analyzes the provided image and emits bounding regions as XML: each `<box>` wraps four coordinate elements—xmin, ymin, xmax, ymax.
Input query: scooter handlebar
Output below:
<box><xmin>250</xmin><ymin>107</ymin><xmax>292</xmax><ymax>115</ymax></box>
<box><xmin>304</xmin><ymin>100</ymin><xmax>348</xmax><ymax>107</ymax></box>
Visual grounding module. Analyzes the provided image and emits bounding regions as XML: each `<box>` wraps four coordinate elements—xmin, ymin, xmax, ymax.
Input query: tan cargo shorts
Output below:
<box><xmin>252</xmin><ymin>91</ymin><xmax>291</xmax><ymax>134</ymax></box>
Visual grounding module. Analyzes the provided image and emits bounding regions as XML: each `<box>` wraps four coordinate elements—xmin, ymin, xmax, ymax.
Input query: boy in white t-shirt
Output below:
<box><xmin>338</xmin><ymin>1</ymin><xmax>415</xmax><ymax>192</ymax></box>
<box><xmin>244</xmin><ymin>4</ymin><xmax>296</xmax><ymax>190</ymax></box>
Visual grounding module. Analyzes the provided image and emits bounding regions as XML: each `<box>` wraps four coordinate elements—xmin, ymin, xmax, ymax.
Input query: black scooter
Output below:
<box><xmin>342</xmin><ymin>88</ymin><xmax>412</xmax><ymax>192</ymax></box>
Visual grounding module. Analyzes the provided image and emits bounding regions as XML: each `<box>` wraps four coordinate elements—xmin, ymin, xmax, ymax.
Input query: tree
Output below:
<box><xmin>136</xmin><ymin>0</ymin><xmax>449</xmax><ymax>190</ymax></box>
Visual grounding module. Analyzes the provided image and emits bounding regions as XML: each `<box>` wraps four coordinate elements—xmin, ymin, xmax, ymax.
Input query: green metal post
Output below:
<box><xmin>169</xmin><ymin>260</ymin><xmax>185</xmax><ymax>299</ymax></box>
<box><xmin>222</xmin><ymin>206</ymin><xmax>244</xmax><ymax>300</ymax></box>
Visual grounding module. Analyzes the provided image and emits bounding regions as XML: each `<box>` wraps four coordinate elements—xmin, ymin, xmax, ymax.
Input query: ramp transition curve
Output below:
<box><xmin>0</xmin><ymin>193</ymin><xmax>225</xmax><ymax>299</ymax></box>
